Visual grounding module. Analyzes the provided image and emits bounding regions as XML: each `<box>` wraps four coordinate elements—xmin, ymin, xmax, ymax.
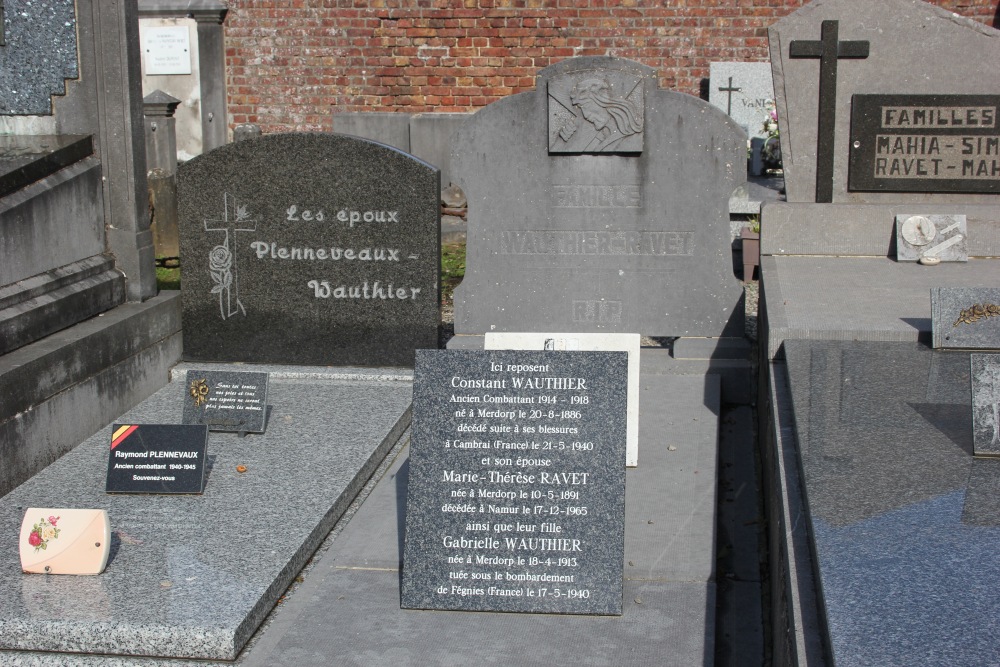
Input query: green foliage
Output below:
<box><xmin>441</xmin><ymin>241</ymin><xmax>466</xmax><ymax>304</ymax></box>
<box><xmin>156</xmin><ymin>265</ymin><xmax>180</xmax><ymax>290</ymax></box>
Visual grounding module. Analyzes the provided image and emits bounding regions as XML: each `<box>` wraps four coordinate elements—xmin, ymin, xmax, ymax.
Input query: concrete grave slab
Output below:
<box><xmin>330</xmin><ymin>112</ymin><xmax>411</xmax><ymax>151</ymax></box>
<box><xmin>768</xmin><ymin>0</ymin><xmax>1000</xmax><ymax>204</ymax></box>
<box><xmin>452</xmin><ymin>56</ymin><xmax>746</xmax><ymax>338</ymax></box>
<box><xmin>178</xmin><ymin>133</ymin><xmax>441</xmax><ymax>367</ymax></box>
<box><xmin>485</xmin><ymin>332</ymin><xmax>641</xmax><ymax>466</ymax></box>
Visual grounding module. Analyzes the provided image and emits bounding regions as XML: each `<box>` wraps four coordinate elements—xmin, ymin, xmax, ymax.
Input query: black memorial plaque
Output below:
<box><xmin>849</xmin><ymin>94</ymin><xmax>1000</xmax><ymax>193</ymax></box>
<box><xmin>401</xmin><ymin>349</ymin><xmax>628</xmax><ymax>615</ymax></box>
<box><xmin>106</xmin><ymin>424</ymin><xmax>208</xmax><ymax>494</ymax></box>
<box><xmin>181</xmin><ymin>370</ymin><xmax>269</xmax><ymax>434</ymax></box>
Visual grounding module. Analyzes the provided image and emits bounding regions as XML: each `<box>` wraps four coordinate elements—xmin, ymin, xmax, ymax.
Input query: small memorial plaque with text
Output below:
<box><xmin>106</xmin><ymin>424</ymin><xmax>208</xmax><ymax>494</ymax></box>
<box><xmin>401</xmin><ymin>349</ymin><xmax>627</xmax><ymax>615</ymax></box>
<box><xmin>181</xmin><ymin>370</ymin><xmax>269</xmax><ymax>433</ymax></box>
<box><xmin>849</xmin><ymin>94</ymin><xmax>1000</xmax><ymax>193</ymax></box>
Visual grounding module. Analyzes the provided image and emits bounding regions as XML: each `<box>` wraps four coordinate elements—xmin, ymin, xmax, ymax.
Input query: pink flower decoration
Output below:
<box><xmin>48</xmin><ymin>516</ymin><xmax>59</xmax><ymax>526</ymax></box>
<box><xmin>28</xmin><ymin>531</ymin><xmax>42</xmax><ymax>547</ymax></box>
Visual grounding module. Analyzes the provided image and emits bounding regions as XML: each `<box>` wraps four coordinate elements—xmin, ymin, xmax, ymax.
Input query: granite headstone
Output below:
<box><xmin>769</xmin><ymin>0</ymin><xmax>1000</xmax><ymax>205</ymax></box>
<box><xmin>181</xmin><ymin>370</ymin><xmax>269</xmax><ymax>434</ymax></box>
<box><xmin>451</xmin><ymin>57</ymin><xmax>746</xmax><ymax>338</ymax></box>
<box><xmin>401</xmin><ymin>349</ymin><xmax>627</xmax><ymax>615</ymax></box>
<box><xmin>0</xmin><ymin>0</ymin><xmax>78</xmax><ymax>115</ymax></box>
<box><xmin>484</xmin><ymin>332</ymin><xmax>640</xmax><ymax>467</ymax></box>
<box><xmin>178</xmin><ymin>133</ymin><xmax>440</xmax><ymax>367</ymax></box>
<box><xmin>931</xmin><ymin>288</ymin><xmax>1000</xmax><ymax>350</ymax></box>
<box><xmin>971</xmin><ymin>354</ymin><xmax>1000</xmax><ymax>457</ymax></box>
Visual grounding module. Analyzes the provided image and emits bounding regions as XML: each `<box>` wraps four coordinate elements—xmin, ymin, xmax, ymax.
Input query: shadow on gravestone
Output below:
<box><xmin>178</xmin><ymin>133</ymin><xmax>441</xmax><ymax>367</ymax></box>
<box><xmin>451</xmin><ymin>57</ymin><xmax>747</xmax><ymax>338</ymax></box>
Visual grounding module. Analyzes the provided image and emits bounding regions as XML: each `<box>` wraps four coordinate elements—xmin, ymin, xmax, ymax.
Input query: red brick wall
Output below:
<box><xmin>224</xmin><ymin>0</ymin><xmax>999</xmax><ymax>133</ymax></box>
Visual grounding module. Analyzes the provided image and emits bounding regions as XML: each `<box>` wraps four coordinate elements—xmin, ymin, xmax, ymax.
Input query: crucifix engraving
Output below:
<box><xmin>204</xmin><ymin>194</ymin><xmax>257</xmax><ymax>319</ymax></box>
<box><xmin>718</xmin><ymin>77</ymin><xmax>741</xmax><ymax>116</ymax></box>
<box><xmin>790</xmin><ymin>20</ymin><xmax>869</xmax><ymax>203</ymax></box>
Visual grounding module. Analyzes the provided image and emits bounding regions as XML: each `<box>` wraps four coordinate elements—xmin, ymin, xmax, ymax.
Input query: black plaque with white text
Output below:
<box><xmin>181</xmin><ymin>370</ymin><xmax>269</xmax><ymax>433</ymax></box>
<box><xmin>106</xmin><ymin>424</ymin><xmax>208</xmax><ymax>494</ymax></box>
<box><xmin>849</xmin><ymin>94</ymin><xmax>1000</xmax><ymax>193</ymax></box>
<box><xmin>401</xmin><ymin>350</ymin><xmax>628</xmax><ymax>615</ymax></box>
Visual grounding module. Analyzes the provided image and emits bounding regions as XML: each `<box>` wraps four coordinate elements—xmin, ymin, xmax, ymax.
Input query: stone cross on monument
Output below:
<box><xmin>203</xmin><ymin>193</ymin><xmax>258</xmax><ymax>320</ymax></box>
<box><xmin>790</xmin><ymin>19</ymin><xmax>869</xmax><ymax>203</ymax></box>
<box><xmin>717</xmin><ymin>77</ymin><xmax>741</xmax><ymax>115</ymax></box>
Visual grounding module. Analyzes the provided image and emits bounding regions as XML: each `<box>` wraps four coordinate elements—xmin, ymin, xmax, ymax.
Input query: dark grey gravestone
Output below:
<box><xmin>452</xmin><ymin>57</ymin><xmax>745</xmax><ymax>337</ymax></box>
<box><xmin>181</xmin><ymin>369</ymin><xmax>269</xmax><ymax>434</ymax></box>
<box><xmin>105</xmin><ymin>424</ymin><xmax>207</xmax><ymax>494</ymax></box>
<box><xmin>178</xmin><ymin>133</ymin><xmax>440</xmax><ymax>367</ymax></box>
<box><xmin>894</xmin><ymin>214</ymin><xmax>968</xmax><ymax>262</ymax></box>
<box><xmin>0</xmin><ymin>135</ymin><xmax>93</xmax><ymax>196</ymax></box>
<box><xmin>931</xmin><ymin>287</ymin><xmax>1000</xmax><ymax>349</ymax></box>
<box><xmin>0</xmin><ymin>0</ymin><xmax>78</xmax><ymax>115</ymax></box>
<box><xmin>769</xmin><ymin>0</ymin><xmax>1000</xmax><ymax>205</ymax></box>
<box><xmin>970</xmin><ymin>354</ymin><xmax>1000</xmax><ymax>456</ymax></box>
<box><xmin>402</xmin><ymin>349</ymin><xmax>628</xmax><ymax>615</ymax></box>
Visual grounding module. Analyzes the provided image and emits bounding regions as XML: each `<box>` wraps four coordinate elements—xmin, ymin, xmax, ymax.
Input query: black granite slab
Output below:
<box><xmin>0</xmin><ymin>135</ymin><xmax>93</xmax><ymax>198</ymax></box>
<box><xmin>178</xmin><ymin>133</ymin><xmax>441</xmax><ymax>367</ymax></box>
<box><xmin>181</xmin><ymin>369</ymin><xmax>269</xmax><ymax>433</ymax></box>
<box><xmin>783</xmin><ymin>340</ymin><xmax>1000</xmax><ymax>666</ymax></box>
<box><xmin>402</xmin><ymin>349</ymin><xmax>628</xmax><ymax>615</ymax></box>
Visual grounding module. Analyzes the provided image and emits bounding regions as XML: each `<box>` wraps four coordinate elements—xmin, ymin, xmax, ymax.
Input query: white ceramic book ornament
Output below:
<box><xmin>19</xmin><ymin>508</ymin><xmax>111</xmax><ymax>575</ymax></box>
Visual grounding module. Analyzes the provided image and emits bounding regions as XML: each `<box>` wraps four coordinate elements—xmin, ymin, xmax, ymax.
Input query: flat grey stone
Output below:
<box><xmin>330</xmin><ymin>112</ymin><xmax>411</xmax><ymax>151</ymax></box>
<box><xmin>769</xmin><ymin>0</ymin><xmax>1000</xmax><ymax>205</ymax></box>
<box><xmin>0</xmin><ymin>367</ymin><xmax>412</xmax><ymax>660</ymax></box>
<box><xmin>0</xmin><ymin>136</ymin><xmax>93</xmax><ymax>197</ymax></box>
<box><xmin>895</xmin><ymin>214</ymin><xmax>967</xmax><ymax>262</ymax></box>
<box><xmin>931</xmin><ymin>287</ymin><xmax>1000</xmax><ymax>349</ymax></box>
<box><xmin>178</xmin><ymin>133</ymin><xmax>441</xmax><ymax>367</ymax></box>
<box><xmin>761</xmin><ymin>256</ymin><xmax>1000</xmax><ymax>359</ymax></box>
<box><xmin>452</xmin><ymin>56</ymin><xmax>746</xmax><ymax>338</ymax></box>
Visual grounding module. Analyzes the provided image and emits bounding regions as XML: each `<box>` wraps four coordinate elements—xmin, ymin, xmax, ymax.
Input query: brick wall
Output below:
<box><xmin>224</xmin><ymin>0</ymin><xmax>999</xmax><ymax>133</ymax></box>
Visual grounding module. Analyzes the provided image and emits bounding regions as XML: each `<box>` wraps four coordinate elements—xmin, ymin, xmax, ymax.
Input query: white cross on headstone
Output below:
<box><xmin>203</xmin><ymin>193</ymin><xmax>258</xmax><ymax>319</ymax></box>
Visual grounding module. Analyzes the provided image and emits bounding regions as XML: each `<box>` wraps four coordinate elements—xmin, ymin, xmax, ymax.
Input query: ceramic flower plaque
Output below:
<box><xmin>19</xmin><ymin>508</ymin><xmax>111</xmax><ymax>575</ymax></box>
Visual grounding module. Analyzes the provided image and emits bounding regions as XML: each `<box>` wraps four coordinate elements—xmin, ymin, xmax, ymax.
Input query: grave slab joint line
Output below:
<box><xmin>789</xmin><ymin>19</ymin><xmax>870</xmax><ymax>203</ymax></box>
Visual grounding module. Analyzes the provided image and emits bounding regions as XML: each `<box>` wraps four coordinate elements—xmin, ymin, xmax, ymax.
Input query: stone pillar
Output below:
<box><xmin>191</xmin><ymin>1</ymin><xmax>229</xmax><ymax>151</ymax></box>
<box><xmin>93</xmin><ymin>0</ymin><xmax>157</xmax><ymax>301</ymax></box>
<box><xmin>145</xmin><ymin>90</ymin><xmax>181</xmax><ymax>259</ymax></box>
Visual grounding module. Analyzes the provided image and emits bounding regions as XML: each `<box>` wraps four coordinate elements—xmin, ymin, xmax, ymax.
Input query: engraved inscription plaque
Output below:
<box><xmin>849</xmin><ymin>95</ymin><xmax>1000</xmax><ymax>193</ymax></box>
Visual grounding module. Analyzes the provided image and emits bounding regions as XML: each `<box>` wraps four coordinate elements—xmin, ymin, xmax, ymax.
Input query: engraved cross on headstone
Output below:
<box><xmin>790</xmin><ymin>20</ymin><xmax>869</xmax><ymax>203</ymax></box>
<box><xmin>718</xmin><ymin>77</ymin><xmax>741</xmax><ymax>116</ymax></box>
<box><xmin>204</xmin><ymin>193</ymin><xmax>258</xmax><ymax>320</ymax></box>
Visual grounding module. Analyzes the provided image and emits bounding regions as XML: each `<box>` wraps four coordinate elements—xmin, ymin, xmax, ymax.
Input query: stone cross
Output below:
<box><xmin>203</xmin><ymin>193</ymin><xmax>258</xmax><ymax>320</ymax></box>
<box><xmin>790</xmin><ymin>20</ymin><xmax>869</xmax><ymax>203</ymax></box>
<box><xmin>717</xmin><ymin>76</ymin><xmax>741</xmax><ymax>116</ymax></box>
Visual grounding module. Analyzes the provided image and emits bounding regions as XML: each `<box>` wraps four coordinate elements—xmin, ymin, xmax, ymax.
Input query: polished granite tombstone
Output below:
<box><xmin>0</xmin><ymin>0</ymin><xmax>79</xmax><ymax>115</ymax></box>
<box><xmin>0</xmin><ymin>364</ymin><xmax>412</xmax><ymax>661</ymax></box>
<box><xmin>178</xmin><ymin>133</ymin><xmax>441</xmax><ymax>367</ymax></box>
<box><xmin>781</xmin><ymin>339</ymin><xmax>1000</xmax><ymax>666</ymax></box>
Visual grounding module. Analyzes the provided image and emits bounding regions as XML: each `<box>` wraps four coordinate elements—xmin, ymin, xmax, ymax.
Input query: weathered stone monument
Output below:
<box><xmin>758</xmin><ymin>1</ymin><xmax>1000</xmax><ymax>665</ymax></box>
<box><xmin>0</xmin><ymin>0</ymin><xmax>179</xmax><ymax>496</ymax></box>
<box><xmin>450</xmin><ymin>57</ymin><xmax>747</xmax><ymax>342</ymax></box>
